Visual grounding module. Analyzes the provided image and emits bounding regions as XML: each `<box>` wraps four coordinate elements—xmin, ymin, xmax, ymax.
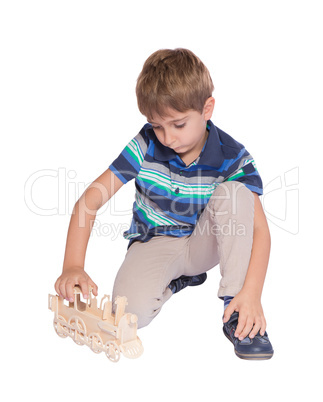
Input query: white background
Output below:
<box><xmin>1</xmin><ymin>1</ymin><xmax>322</xmax><ymax>400</ymax></box>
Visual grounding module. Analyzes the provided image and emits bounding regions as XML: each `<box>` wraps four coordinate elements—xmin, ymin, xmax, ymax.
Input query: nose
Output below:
<box><xmin>164</xmin><ymin>130</ymin><xmax>175</xmax><ymax>147</ymax></box>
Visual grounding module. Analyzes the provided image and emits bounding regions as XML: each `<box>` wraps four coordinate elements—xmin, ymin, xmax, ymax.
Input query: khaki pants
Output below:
<box><xmin>112</xmin><ymin>181</ymin><xmax>255</xmax><ymax>328</ymax></box>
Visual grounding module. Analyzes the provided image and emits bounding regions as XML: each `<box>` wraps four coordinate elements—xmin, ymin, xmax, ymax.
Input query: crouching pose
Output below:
<box><xmin>55</xmin><ymin>48</ymin><xmax>274</xmax><ymax>360</ymax></box>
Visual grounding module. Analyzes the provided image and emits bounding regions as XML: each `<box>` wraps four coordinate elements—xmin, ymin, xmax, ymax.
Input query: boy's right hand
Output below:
<box><xmin>55</xmin><ymin>266</ymin><xmax>98</xmax><ymax>302</ymax></box>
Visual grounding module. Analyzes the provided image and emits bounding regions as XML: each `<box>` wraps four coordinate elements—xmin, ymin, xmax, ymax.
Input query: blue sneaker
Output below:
<box><xmin>223</xmin><ymin>312</ymin><xmax>274</xmax><ymax>360</ymax></box>
<box><xmin>168</xmin><ymin>273</ymin><xmax>207</xmax><ymax>294</ymax></box>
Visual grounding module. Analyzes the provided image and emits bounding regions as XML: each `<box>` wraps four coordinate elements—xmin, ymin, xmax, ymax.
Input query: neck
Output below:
<box><xmin>179</xmin><ymin>128</ymin><xmax>209</xmax><ymax>166</ymax></box>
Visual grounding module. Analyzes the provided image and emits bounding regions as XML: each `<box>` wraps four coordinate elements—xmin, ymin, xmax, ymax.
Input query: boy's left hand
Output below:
<box><xmin>222</xmin><ymin>290</ymin><xmax>267</xmax><ymax>341</ymax></box>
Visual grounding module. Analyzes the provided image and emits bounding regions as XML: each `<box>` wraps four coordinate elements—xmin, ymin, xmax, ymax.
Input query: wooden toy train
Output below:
<box><xmin>48</xmin><ymin>286</ymin><xmax>143</xmax><ymax>362</ymax></box>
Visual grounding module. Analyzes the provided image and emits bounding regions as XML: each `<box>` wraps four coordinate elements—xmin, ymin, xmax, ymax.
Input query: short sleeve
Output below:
<box><xmin>225</xmin><ymin>155</ymin><xmax>263</xmax><ymax>195</ymax></box>
<box><xmin>109</xmin><ymin>127</ymin><xmax>149</xmax><ymax>184</ymax></box>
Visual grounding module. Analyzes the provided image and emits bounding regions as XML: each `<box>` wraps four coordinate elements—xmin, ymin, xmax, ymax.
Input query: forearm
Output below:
<box><xmin>62</xmin><ymin>195</ymin><xmax>98</xmax><ymax>271</ymax></box>
<box><xmin>62</xmin><ymin>170</ymin><xmax>123</xmax><ymax>271</ymax></box>
<box><xmin>56</xmin><ymin>169</ymin><xmax>123</xmax><ymax>300</ymax></box>
<box><xmin>240</xmin><ymin>192</ymin><xmax>271</xmax><ymax>298</ymax></box>
<box><xmin>223</xmin><ymin>193</ymin><xmax>271</xmax><ymax>338</ymax></box>
<box><xmin>242</xmin><ymin>218</ymin><xmax>271</xmax><ymax>299</ymax></box>
<box><xmin>56</xmin><ymin>198</ymin><xmax>99</xmax><ymax>300</ymax></box>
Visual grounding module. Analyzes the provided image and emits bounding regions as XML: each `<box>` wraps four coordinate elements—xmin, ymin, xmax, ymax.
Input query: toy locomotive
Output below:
<box><xmin>48</xmin><ymin>286</ymin><xmax>143</xmax><ymax>362</ymax></box>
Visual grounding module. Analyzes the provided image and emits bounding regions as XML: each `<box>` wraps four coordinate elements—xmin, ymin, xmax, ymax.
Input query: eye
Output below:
<box><xmin>175</xmin><ymin>123</ymin><xmax>186</xmax><ymax>129</ymax></box>
<box><xmin>152</xmin><ymin>125</ymin><xmax>161</xmax><ymax>130</ymax></box>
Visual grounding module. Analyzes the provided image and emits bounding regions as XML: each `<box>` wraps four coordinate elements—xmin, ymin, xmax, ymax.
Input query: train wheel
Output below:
<box><xmin>54</xmin><ymin>316</ymin><xmax>68</xmax><ymax>338</ymax></box>
<box><xmin>88</xmin><ymin>333</ymin><xmax>103</xmax><ymax>354</ymax></box>
<box><xmin>68</xmin><ymin>316</ymin><xmax>86</xmax><ymax>345</ymax></box>
<box><xmin>105</xmin><ymin>341</ymin><xmax>120</xmax><ymax>362</ymax></box>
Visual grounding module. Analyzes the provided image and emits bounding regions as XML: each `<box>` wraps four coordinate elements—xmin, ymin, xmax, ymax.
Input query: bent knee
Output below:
<box><xmin>126</xmin><ymin>296</ymin><xmax>158</xmax><ymax>328</ymax></box>
<box><xmin>112</xmin><ymin>288</ymin><xmax>172</xmax><ymax>329</ymax></box>
<box><xmin>216</xmin><ymin>180</ymin><xmax>252</xmax><ymax>196</ymax></box>
<box><xmin>208</xmin><ymin>181</ymin><xmax>253</xmax><ymax>214</ymax></box>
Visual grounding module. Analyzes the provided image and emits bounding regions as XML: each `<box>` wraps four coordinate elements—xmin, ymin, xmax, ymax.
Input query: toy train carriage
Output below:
<box><xmin>48</xmin><ymin>286</ymin><xmax>143</xmax><ymax>362</ymax></box>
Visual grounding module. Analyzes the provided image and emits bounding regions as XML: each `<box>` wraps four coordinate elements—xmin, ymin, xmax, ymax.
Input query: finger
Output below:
<box><xmin>234</xmin><ymin>314</ymin><xmax>246</xmax><ymax>338</ymax></box>
<box><xmin>58</xmin><ymin>281</ymin><xmax>67</xmax><ymax>300</ymax></box>
<box><xmin>66</xmin><ymin>281</ymin><xmax>75</xmax><ymax>302</ymax></box>
<box><xmin>54</xmin><ymin>278</ymin><xmax>61</xmax><ymax>296</ymax></box>
<box><xmin>91</xmin><ymin>281</ymin><xmax>98</xmax><ymax>296</ymax></box>
<box><xmin>249</xmin><ymin>319</ymin><xmax>262</xmax><ymax>339</ymax></box>
<box><xmin>234</xmin><ymin>314</ymin><xmax>247</xmax><ymax>338</ymax></box>
<box><xmin>238</xmin><ymin>318</ymin><xmax>254</xmax><ymax>340</ymax></box>
<box><xmin>260</xmin><ymin>317</ymin><xmax>267</xmax><ymax>336</ymax></box>
<box><xmin>223</xmin><ymin>302</ymin><xmax>236</xmax><ymax>323</ymax></box>
<box><xmin>79</xmin><ymin>279</ymin><xmax>89</xmax><ymax>299</ymax></box>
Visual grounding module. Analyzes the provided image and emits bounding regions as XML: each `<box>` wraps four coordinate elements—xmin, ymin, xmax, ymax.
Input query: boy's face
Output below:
<box><xmin>147</xmin><ymin>97</ymin><xmax>215</xmax><ymax>159</ymax></box>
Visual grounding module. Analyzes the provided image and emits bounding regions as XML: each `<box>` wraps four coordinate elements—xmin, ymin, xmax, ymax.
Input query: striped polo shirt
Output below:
<box><xmin>109</xmin><ymin>120</ymin><xmax>262</xmax><ymax>244</ymax></box>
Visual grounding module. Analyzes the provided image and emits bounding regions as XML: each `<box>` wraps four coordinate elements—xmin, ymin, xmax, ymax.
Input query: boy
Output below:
<box><xmin>55</xmin><ymin>48</ymin><xmax>273</xmax><ymax>360</ymax></box>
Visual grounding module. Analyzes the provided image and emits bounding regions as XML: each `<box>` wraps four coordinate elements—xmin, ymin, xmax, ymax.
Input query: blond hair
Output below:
<box><xmin>136</xmin><ymin>48</ymin><xmax>214</xmax><ymax>120</ymax></box>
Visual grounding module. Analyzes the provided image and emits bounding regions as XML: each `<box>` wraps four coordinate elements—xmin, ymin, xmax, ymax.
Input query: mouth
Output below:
<box><xmin>173</xmin><ymin>146</ymin><xmax>183</xmax><ymax>152</ymax></box>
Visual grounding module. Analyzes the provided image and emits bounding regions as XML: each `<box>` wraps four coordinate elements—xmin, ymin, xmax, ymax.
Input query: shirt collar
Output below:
<box><xmin>151</xmin><ymin>120</ymin><xmax>224</xmax><ymax>168</ymax></box>
<box><xmin>198</xmin><ymin>120</ymin><xmax>225</xmax><ymax>168</ymax></box>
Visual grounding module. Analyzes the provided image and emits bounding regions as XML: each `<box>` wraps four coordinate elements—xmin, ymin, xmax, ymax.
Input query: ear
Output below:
<box><xmin>203</xmin><ymin>97</ymin><xmax>215</xmax><ymax>120</ymax></box>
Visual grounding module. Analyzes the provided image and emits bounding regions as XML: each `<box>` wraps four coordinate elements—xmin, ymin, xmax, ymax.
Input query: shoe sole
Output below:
<box><xmin>223</xmin><ymin>329</ymin><xmax>274</xmax><ymax>361</ymax></box>
<box><xmin>235</xmin><ymin>351</ymin><xmax>274</xmax><ymax>360</ymax></box>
